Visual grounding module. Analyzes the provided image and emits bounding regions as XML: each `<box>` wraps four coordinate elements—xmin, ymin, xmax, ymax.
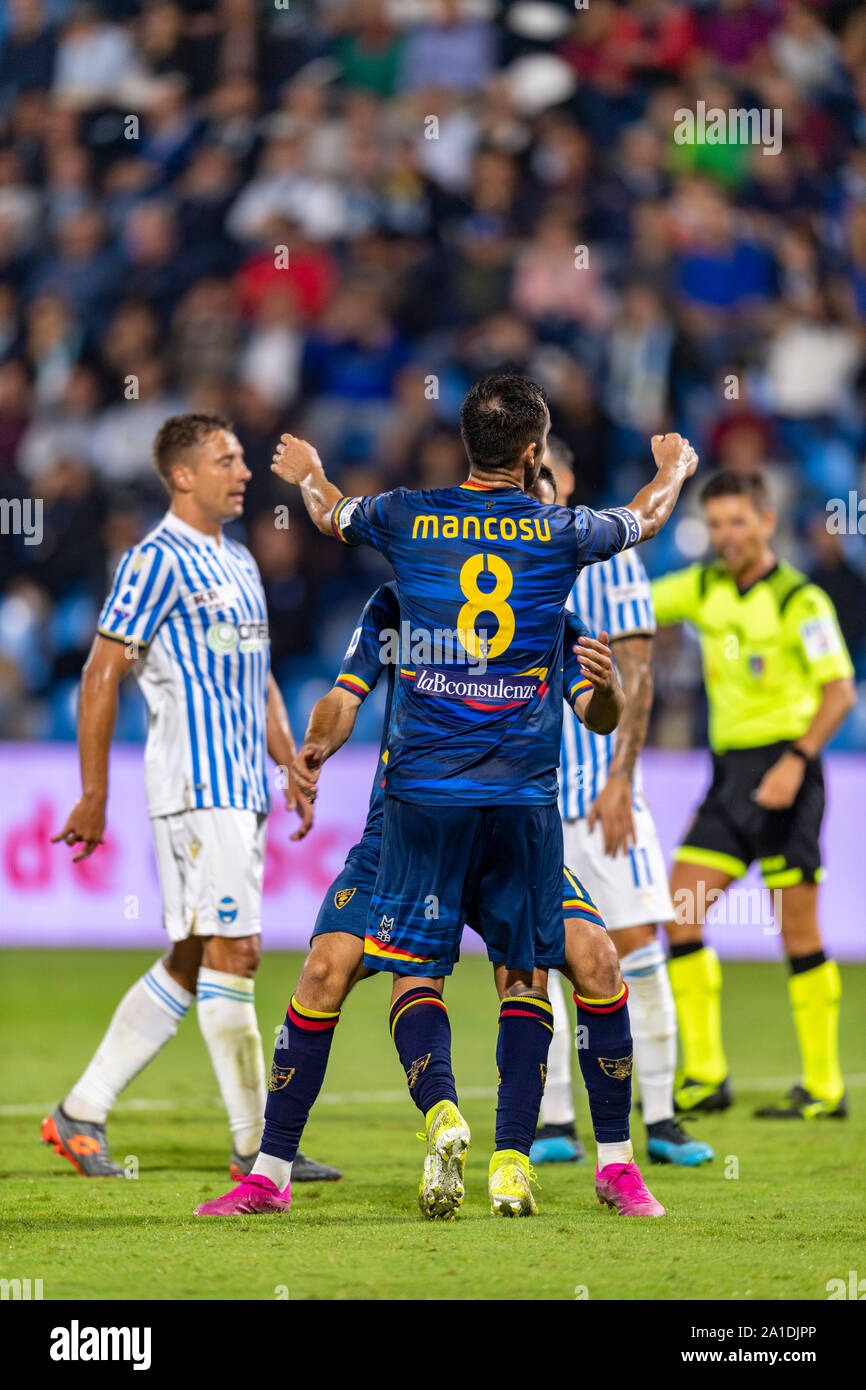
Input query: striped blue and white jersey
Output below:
<box><xmin>559</xmin><ymin>550</ymin><xmax>655</xmax><ymax>820</ymax></box>
<box><xmin>98</xmin><ymin>511</ymin><xmax>270</xmax><ymax>819</ymax></box>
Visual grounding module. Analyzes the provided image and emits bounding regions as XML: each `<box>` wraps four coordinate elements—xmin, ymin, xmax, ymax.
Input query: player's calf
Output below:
<box><xmin>489</xmin><ymin>983</ymin><xmax>552</xmax><ymax>1217</ymax></box>
<box><xmin>49</xmin><ymin>958</ymin><xmax>195</xmax><ymax>1176</ymax></box>
<box><xmin>225</xmin><ymin>934</ymin><xmax>360</xmax><ymax>1191</ymax></box>
<box><xmin>197</xmin><ymin>933</ymin><xmax>266</xmax><ymax>1162</ymax></box>
<box><xmin>250</xmin><ymin>989</ymin><xmax>342</xmax><ymax>1193</ymax></box>
<box><xmin>561</xmin><ymin>934</ymin><xmax>665</xmax><ymax>1215</ymax></box>
<box><xmin>617</xmin><ymin>935</ymin><xmax>714</xmax><ymax>1164</ymax></box>
<box><xmin>387</xmin><ymin>980</ymin><xmax>468</xmax><ymax>1219</ymax></box>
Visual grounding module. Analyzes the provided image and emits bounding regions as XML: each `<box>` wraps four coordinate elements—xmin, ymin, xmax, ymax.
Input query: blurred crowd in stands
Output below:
<box><xmin>0</xmin><ymin>0</ymin><xmax>865</xmax><ymax>748</ymax></box>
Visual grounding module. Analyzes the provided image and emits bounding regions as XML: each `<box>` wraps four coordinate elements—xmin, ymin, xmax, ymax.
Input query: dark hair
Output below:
<box><xmin>460</xmin><ymin>373</ymin><xmax>547</xmax><ymax>475</ymax></box>
<box><xmin>152</xmin><ymin>413</ymin><xmax>233</xmax><ymax>494</ymax></box>
<box><xmin>535</xmin><ymin>462</ymin><xmax>557</xmax><ymax>501</ymax></box>
<box><xmin>700</xmin><ymin>468</ymin><xmax>770</xmax><ymax>512</ymax></box>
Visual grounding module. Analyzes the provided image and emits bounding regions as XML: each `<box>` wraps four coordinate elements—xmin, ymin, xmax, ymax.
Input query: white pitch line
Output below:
<box><xmin>3</xmin><ymin>1075</ymin><xmax>866</xmax><ymax>1119</ymax></box>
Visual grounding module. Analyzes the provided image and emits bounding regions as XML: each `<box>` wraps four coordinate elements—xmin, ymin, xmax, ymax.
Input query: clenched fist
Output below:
<box><xmin>651</xmin><ymin>433</ymin><xmax>699</xmax><ymax>477</ymax></box>
<box><xmin>271</xmin><ymin>433</ymin><xmax>321</xmax><ymax>486</ymax></box>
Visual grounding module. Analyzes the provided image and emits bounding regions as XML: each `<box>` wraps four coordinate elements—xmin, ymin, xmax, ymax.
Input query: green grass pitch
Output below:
<box><xmin>1</xmin><ymin>950</ymin><xmax>864</xmax><ymax>1302</ymax></box>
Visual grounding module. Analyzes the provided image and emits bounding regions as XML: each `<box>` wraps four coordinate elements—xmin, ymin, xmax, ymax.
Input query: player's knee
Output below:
<box><xmin>299</xmin><ymin>940</ymin><xmax>357</xmax><ymax>1006</ymax></box>
<box><xmin>205</xmin><ymin>934</ymin><xmax>261</xmax><ymax>978</ymax></box>
<box><xmin>571</xmin><ymin>923</ymin><xmax>620</xmax><ymax>999</ymax></box>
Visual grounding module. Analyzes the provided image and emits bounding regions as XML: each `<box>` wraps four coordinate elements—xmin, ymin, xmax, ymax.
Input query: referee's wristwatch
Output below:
<box><xmin>788</xmin><ymin>744</ymin><xmax>815</xmax><ymax>765</ymax></box>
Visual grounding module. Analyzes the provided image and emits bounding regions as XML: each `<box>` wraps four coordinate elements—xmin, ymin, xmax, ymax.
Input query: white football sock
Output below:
<box><xmin>64</xmin><ymin>959</ymin><xmax>193</xmax><ymax>1123</ymax></box>
<box><xmin>196</xmin><ymin>968</ymin><xmax>266</xmax><ymax>1157</ymax></box>
<box><xmin>620</xmin><ymin>939</ymin><xmax>676</xmax><ymax>1126</ymax></box>
<box><xmin>597</xmin><ymin>1139</ymin><xmax>634</xmax><ymax>1167</ymax></box>
<box><xmin>540</xmin><ymin>969</ymin><xmax>576</xmax><ymax>1127</ymax></box>
<box><xmin>251</xmin><ymin>1152</ymin><xmax>292</xmax><ymax>1191</ymax></box>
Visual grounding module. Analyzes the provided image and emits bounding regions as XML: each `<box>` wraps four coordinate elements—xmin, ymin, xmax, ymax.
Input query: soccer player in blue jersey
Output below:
<box><xmin>48</xmin><ymin>414</ymin><xmax>338</xmax><ymax>1184</ymax></box>
<box><xmin>531</xmin><ymin>447</ymin><xmax>713</xmax><ymax>1172</ymax></box>
<box><xmin>265</xmin><ymin>374</ymin><xmax>697</xmax><ymax>1218</ymax></box>
<box><xmin>196</xmin><ymin>551</ymin><xmax>662</xmax><ymax>1219</ymax></box>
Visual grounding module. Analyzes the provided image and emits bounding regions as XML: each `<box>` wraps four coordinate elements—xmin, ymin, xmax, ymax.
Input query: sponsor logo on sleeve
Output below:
<box><xmin>800</xmin><ymin>615</ymin><xmax>841</xmax><ymax>661</ymax></box>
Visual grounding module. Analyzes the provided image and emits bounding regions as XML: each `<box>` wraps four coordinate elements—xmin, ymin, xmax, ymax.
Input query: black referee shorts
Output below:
<box><xmin>674</xmin><ymin>743</ymin><xmax>825</xmax><ymax>888</ymax></box>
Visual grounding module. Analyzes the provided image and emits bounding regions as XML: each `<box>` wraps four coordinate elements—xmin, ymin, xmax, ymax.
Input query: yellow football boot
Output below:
<box><xmin>417</xmin><ymin>1100</ymin><xmax>471</xmax><ymax>1220</ymax></box>
<box><xmin>488</xmin><ymin>1149</ymin><xmax>537</xmax><ymax>1217</ymax></box>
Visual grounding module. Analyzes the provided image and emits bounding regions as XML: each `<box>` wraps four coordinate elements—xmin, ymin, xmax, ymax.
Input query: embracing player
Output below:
<box><xmin>249</xmin><ymin>374</ymin><xmax>697</xmax><ymax>1221</ymax></box>
<box><xmin>653</xmin><ymin>469</ymin><xmax>856</xmax><ymax>1119</ymax></box>
<box><xmin>48</xmin><ymin>414</ymin><xmax>338</xmax><ymax>1183</ymax></box>
<box><xmin>196</xmin><ymin>463</ymin><xmax>668</xmax><ymax>1219</ymax></box>
<box><xmin>531</xmin><ymin>444</ymin><xmax>713</xmax><ymax>1170</ymax></box>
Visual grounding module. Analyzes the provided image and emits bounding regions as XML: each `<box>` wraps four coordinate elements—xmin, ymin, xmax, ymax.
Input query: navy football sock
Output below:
<box><xmin>574</xmin><ymin>985</ymin><xmax>633</xmax><ymax>1143</ymax></box>
<box><xmin>390</xmin><ymin>987</ymin><xmax>457</xmax><ymax>1116</ymax></box>
<box><xmin>495</xmin><ymin>994</ymin><xmax>555</xmax><ymax>1154</ymax></box>
<box><xmin>259</xmin><ymin>995</ymin><xmax>339</xmax><ymax>1162</ymax></box>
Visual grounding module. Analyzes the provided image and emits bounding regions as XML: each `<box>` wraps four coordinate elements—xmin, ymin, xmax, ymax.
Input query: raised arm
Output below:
<box><xmin>52</xmin><ymin>634</ymin><xmax>134</xmax><ymax>860</ymax></box>
<box><xmin>267</xmin><ymin>672</ymin><xmax>313</xmax><ymax>841</ymax></box>
<box><xmin>625</xmin><ymin>434</ymin><xmax>699</xmax><ymax>541</ymax></box>
<box><xmin>586</xmin><ymin>635</ymin><xmax>654</xmax><ymax>857</ymax></box>
<box><xmin>271</xmin><ymin>433</ymin><xmax>342</xmax><ymax>536</ymax></box>
<box><xmin>292</xmin><ymin>686</ymin><xmax>364</xmax><ymax>801</ymax></box>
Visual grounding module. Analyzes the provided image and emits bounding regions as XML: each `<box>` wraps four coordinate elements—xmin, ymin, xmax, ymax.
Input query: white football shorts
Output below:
<box><xmin>151</xmin><ymin>807</ymin><xmax>267</xmax><ymax>942</ymax></box>
<box><xmin>562</xmin><ymin>797</ymin><xmax>674</xmax><ymax>930</ymax></box>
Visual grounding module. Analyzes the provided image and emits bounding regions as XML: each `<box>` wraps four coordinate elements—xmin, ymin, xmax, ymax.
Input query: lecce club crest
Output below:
<box><xmin>334</xmin><ymin>887</ymin><xmax>356</xmax><ymax>910</ymax></box>
<box><xmin>406</xmin><ymin>1054</ymin><xmax>430</xmax><ymax>1091</ymax></box>
<box><xmin>268</xmin><ymin>1064</ymin><xmax>296</xmax><ymax>1092</ymax></box>
<box><xmin>598</xmin><ymin>1054</ymin><xmax>634</xmax><ymax>1080</ymax></box>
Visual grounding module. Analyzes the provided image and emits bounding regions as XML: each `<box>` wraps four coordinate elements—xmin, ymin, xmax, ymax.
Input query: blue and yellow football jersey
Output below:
<box><xmin>332</xmin><ymin>582</ymin><xmax>593</xmax><ymax>841</ymax></box>
<box><xmin>331</xmin><ymin>481</ymin><xmax>635</xmax><ymax>805</ymax></box>
<box><xmin>333</xmin><ymin>580</ymin><xmax>400</xmax><ymax>847</ymax></box>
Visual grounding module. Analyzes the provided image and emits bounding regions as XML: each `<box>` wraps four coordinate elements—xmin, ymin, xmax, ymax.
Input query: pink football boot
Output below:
<box><xmin>595</xmin><ymin>1160</ymin><xmax>665</xmax><ymax>1217</ymax></box>
<box><xmin>194</xmin><ymin>1173</ymin><xmax>291</xmax><ymax>1217</ymax></box>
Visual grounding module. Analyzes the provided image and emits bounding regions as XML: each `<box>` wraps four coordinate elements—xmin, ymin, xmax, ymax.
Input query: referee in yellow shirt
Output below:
<box><xmin>652</xmin><ymin>470</ymin><xmax>857</xmax><ymax>1119</ymax></box>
